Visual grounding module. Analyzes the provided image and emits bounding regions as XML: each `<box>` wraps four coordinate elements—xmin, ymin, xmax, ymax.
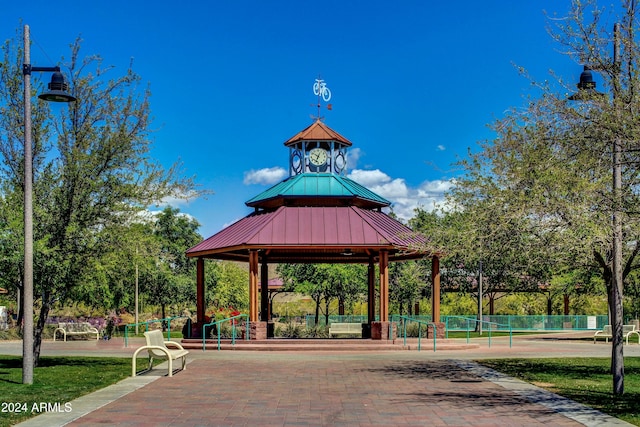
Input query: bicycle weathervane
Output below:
<box><xmin>312</xmin><ymin>77</ymin><xmax>332</xmax><ymax>119</ymax></box>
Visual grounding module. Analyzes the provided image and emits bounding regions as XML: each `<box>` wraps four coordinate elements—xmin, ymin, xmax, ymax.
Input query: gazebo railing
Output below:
<box><xmin>202</xmin><ymin>314</ymin><xmax>250</xmax><ymax>351</ymax></box>
<box><xmin>396</xmin><ymin>315</ymin><xmax>437</xmax><ymax>352</ymax></box>
<box><xmin>124</xmin><ymin>315</ymin><xmax>189</xmax><ymax>347</ymax></box>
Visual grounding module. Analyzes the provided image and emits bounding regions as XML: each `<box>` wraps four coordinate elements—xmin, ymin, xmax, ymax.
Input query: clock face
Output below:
<box><xmin>309</xmin><ymin>148</ymin><xmax>328</xmax><ymax>166</ymax></box>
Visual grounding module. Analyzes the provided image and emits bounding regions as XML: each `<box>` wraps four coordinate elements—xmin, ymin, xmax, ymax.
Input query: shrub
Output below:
<box><xmin>280</xmin><ymin>322</ymin><xmax>301</xmax><ymax>338</ymax></box>
<box><xmin>301</xmin><ymin>325</ymin><xmax>329</xmax><ymax>338</ymax></box>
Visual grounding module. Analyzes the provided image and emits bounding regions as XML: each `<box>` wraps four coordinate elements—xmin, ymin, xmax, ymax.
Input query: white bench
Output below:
<box><xmin>594</xmin><ymin>324</ymin><xmax>640</xmax><ymax>345</ymax></box>
<box><xmin>132</xmin><ymin>330</ymin><xmax>189</xmax><ymax>377</ymax></box>
<box><xmin>329</xmin><ymin>323</ymin><xmax>362</xmax><ymax>337</ymax></box>
<box><xmin>53</xmin><ymin>322</ymin><xmax>100</xmax><ymax>341</ymax></box>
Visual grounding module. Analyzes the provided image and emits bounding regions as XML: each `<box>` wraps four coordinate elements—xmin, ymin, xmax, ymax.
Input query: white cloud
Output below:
<box><xmin>347</xmin><ymin>147</ymin><xmax>362</xmax><ymax>170</ymax></box>
<box><xmin>437</xmin><ymin>145</ymin><xmax>446</xmax><ymax>151</ymax></box>
<box><xmin>348</xmin><ymin>169</ymin><xmax>390</xmax><ymax>186</ymax></box>
<box><xmin>243</xmin><ymin>167</ymin><xmax>288</xmax><ymax>185</ymax></box>
<box><xmin>349</xmin><ymin>169</ymin><xmax>454</xmax><ymax>223</ymax></box>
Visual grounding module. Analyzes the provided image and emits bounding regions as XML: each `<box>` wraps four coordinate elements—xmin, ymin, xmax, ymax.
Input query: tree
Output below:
<box><xmin>208</xmin><ymin>261</ymin><xmax>249</xmax><ymax>312</ymax></box>
<box><xmin>449</xmin><ymin>0</ymin><xmax>640</xmax><ymax>394</ymax></box>
<box><xmin>0</xmin><ymin>31</ymin><xmax>199</xmax><ymax>365</ymax></box>
<box><xmin>389</xmin><ymin>261</ymin><xmax>428</xmax><ymax>316</ymax></box>
<box><xmin>144</xmin><ymin>207</ymin><xmax>202</xmax><ymax>322</ymax></box>
<box><xmin>276</xmin><ymin>264</ymin><xmax>367</xmax><ymax>325</ymax></box>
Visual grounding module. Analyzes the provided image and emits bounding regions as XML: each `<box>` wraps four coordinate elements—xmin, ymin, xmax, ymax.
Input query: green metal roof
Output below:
<box><xmin>246</xmin><ymin>173</ymin><xmax>390</xmax><ymax>209</ymax></box>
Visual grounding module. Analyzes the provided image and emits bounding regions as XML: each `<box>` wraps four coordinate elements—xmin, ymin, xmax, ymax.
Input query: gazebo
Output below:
<box><xmin>186</xmin><ymin>119</ymin><xmax>443</xmax><ymax>340</ymax></box>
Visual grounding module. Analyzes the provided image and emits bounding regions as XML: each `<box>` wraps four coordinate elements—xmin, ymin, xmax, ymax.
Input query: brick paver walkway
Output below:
<box><xmin>8</xmin><ymin>335</ymin><xmax>637</xmax><ymax>426</ymax></box>
<box><xmin>69</xmin><ymin>355</ymin><xmax>584</xmax><ymax>426</ymax></box>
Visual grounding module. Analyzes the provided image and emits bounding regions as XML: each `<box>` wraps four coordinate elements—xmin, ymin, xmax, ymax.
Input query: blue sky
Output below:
<box><xmin>3</xmin><ymin>1</ymin><xmax>591</xmax><ymax>238</ymax></box>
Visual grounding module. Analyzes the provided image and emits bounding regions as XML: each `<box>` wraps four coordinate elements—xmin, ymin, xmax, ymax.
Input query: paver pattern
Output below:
<box><xmin>6</xmin><ymin>333</ymin><xmax>637</xmax><ymax>426</ymax></box>
<box><xmin>69</xmin><ymin>355</ymin><xmax>582</xmax><ymax>426</ymax></box>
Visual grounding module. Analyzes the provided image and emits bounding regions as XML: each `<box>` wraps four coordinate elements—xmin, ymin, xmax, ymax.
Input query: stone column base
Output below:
<box><xmin>250</xmin><ymin>321</ymin><xmax>267</xmax><ymax>340</ymax></box>
<box><xmin>371</xmin><ymin>321</ymin><xmax>396</xmax><ymax>340</ymax></box>
<box><xmin>427</xmin><ymin>322</ymin><xmax>446</xmax><ymax>339</ymax></box>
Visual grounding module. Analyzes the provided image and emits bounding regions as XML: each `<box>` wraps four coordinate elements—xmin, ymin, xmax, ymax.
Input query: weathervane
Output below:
<box><xmin>312</xmin><ymin>76</ymin><xmax>332</xmax><ymax>120</ymax></box>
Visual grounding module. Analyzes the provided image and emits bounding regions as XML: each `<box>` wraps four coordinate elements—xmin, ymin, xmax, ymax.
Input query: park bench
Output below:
<box><xmin>132</xmin><ymin>330</ymin><xmax>189</xmax><ymax>377</ymax></box>
<box><xmin>593</xmin><ymin>324</ymin><xmax>640</xmax><ymax>345</ymax></box>
<box><xmin>53</xmin><ymin>322</ymin><xmax>100</xmax><ymax>341</ymax></box>
<box><xmin>329</xmin><ymin>323</ymin><xmax>362</xmax><ymax>337</ymax></box>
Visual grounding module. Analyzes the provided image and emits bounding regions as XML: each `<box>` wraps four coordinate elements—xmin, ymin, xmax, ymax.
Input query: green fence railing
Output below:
<box><xmin>124</xmin><ymin>316</ymin><xmax>189</xmax><ymax>347</ymax></box>
<box><xmin>202</xmin><ymin>314</ymin><xmax>250</xmax><ymax>351</ymax></box>
<box><xmin>397</xmin><ymin>315</ymin><xmax>437</xmax><ymax>352</ymax></box>
<box><xmin>305</xmin><ymin>314</ymin><xmax>609</xmax><ymax>331</ymax></box>
<box><xmin>445</xmin><ymin>316</ymin><xmax>512</xmax><ymax>348</ymax></box>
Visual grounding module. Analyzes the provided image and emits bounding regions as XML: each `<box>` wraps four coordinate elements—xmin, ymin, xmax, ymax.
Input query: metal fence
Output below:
<box><xmin>306</xmin><ymin>314</ymin><xmax>611</xmax><ymax>331</ymax></box>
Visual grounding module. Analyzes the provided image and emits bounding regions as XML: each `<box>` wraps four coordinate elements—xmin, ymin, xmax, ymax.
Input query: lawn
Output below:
<box><xmin>478</xmin><ymin>357</ymin><xmax>640</xmax><ymax>426</ymax></box>
<box><xmin>0</xmin><ymin>356</ymin><xmax>134</xmax><ymax>426</ymax></box>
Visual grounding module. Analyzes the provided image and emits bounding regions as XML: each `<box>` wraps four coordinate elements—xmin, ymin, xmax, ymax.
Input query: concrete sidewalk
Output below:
<box><xmin>8</xmin><ymin>334</ymin><xmax>639</xmax><ymax>426</ymax></box>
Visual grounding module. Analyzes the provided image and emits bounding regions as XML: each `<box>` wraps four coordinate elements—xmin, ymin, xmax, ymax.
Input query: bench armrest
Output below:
<box><xmin>164</xmin><ymin>341</ymin><xmax>186</xmax><ymax>351</ymax></box>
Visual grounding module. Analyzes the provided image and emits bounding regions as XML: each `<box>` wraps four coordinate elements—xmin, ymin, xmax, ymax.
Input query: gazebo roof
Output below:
<box><xmin>245</xmin><ymin>173</ymin><xmax>390</xmax><ymax>209</ymax></box>
<box><xmin>186</xmin><ymin>205</ymin><xmax>428</xmax><ymax>263</ymax></box>
<box><xmin>284</xmin><ymin>119</ymin><xmax>352</xmax><ymax>147</ymax></box>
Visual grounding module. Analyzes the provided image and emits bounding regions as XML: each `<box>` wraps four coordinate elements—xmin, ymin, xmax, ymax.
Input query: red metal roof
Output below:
<box><xmin>284</xmin><ymin>119</ymin><xmax>352</xmax><ymax>147</ymax></box>
<box><xmin>186</xmin><ymin>206</ymin><xmax>427</xmax><ymax>263</ymax></box>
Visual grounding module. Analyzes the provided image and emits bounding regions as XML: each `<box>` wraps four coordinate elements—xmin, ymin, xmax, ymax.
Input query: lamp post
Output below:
<box><xmin>22</xmin><ymin>24</ymin><xmax>75</xmax><ymax>384</ymax></box>
<box><xmin>568</xmin><ymin>23</ymin><xmax>624</xmax><ymax>394</ymax></box>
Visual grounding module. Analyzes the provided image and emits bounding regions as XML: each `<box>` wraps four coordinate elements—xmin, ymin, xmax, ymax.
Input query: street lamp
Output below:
<box><xmin>568</xmin><ymin>23</ymin><xmax>624</xmax><ymax>394</ymax></box>
<box><xmin>22</xmin><ymin>24</ymin><xmax>76</xmax><ymax>385</ymax></box>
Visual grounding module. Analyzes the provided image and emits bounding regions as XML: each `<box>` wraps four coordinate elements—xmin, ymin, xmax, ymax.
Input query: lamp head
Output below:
<box><xmin>38</xmin><ymin>71</ymin><xmax>76</xmax><ymax>102</ymax></box>
<box><xmin>576</xmin><ymin>66</ymin><xmax>596</xmax><ymax>90</ymax></box>
<box><xmin>568</xmin><ymin>65</ymin><xmax>605</xmax><ymax>101</ymax></box>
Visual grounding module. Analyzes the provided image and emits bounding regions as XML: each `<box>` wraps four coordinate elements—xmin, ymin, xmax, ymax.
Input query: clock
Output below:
<box><xmin>309</xmin><ymin>147</ymin><xmax>328</xmax><ymax>166</ymax></box>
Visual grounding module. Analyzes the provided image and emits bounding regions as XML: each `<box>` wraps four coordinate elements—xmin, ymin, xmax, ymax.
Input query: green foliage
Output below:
<box><xmin>208</xmin><ymin>261</ymin><xmax>249</xmax><ymax>311</ymax></box>
<box><xmin>440</xmin><ymin>294</ymin><xmax>476</xmax><ymax>316</ymax></box>
<box><xmin>390</xmin><ymin>261</ymin><xmax>428</xmax><ymax>315</ymax></box>
<box><xmin>277</xmin><ymin>322</ymin><xmax>302</xmax><ymax>338</ymax></box>
<box><xmin>0</xmin><ymin>30</ymin><xmax>202</xmax><ymax>362</ymax></box>
<box><xmin>301</xmin><ymin>325</ymin><xmax>329</xmax><ymax>338</ymax></box>
<box><xmin>276</xmin><ymin>263</ymin><xmax>367</xmax><ymax>325</ymax></box>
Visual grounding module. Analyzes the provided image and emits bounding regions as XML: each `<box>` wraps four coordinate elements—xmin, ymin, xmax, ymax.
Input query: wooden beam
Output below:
<box><xmin>379</xmin><ymin>250</ymin><xmax>389</xmax><ymax>322</ymax></box>
<box><xmin>368</xmin><ymin>257</ymin><xmax>375</xmax><ymax>323</ymax></box>
<box><xmin>261</xmin><ymin>260</ymin><xmax>269</xmax><ymax>320</ymax></box>
<box><xmin>196</xmin><ymin>258</ymin><xmax>205</xmax><ymax>323</ymax></box>
<box><xmin>249</xmin><ymin>250</ymin><xmax>259</xmax><ymax>322</ymax></box>
<box><xmin>432</xmin><ymin>255</ymin><xmax>440</xmax><ymax>323</ymax></box>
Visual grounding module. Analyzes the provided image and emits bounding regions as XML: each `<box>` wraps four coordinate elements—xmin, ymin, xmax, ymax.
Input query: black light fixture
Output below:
<box><xmin>568</xmin><ymin>65</ymin><xmax>605</xmax><ymax>101</ymax></box>
<box><xmin>38</xmin><ymin>70</ymin><xmax>76</xmax><ymax>102</ymax></box>
<box><xmin>341</xmin><ymin>248</ymin><xmax>353</xmax><ymax>256</ymax></box>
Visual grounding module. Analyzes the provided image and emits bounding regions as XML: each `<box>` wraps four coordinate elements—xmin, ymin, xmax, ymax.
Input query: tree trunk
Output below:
<box><xmin>324</xmin><ymin>299</ymin><xmax>330</xmax><ymax>326</ymax></box>
<box><xmin>314</xmin><ymin>295</ymin><xmax>320</xmax><ymax>325</ymax></box>
<box><xmin>33</xmin><ymin>291</ymin><xmax>52</xmax><ymax>368</ymax></box>
<box><xmin>610</xmin><ymin>272</ymin><xmax>624</xmax><ymax>394</ymax></box>
<box><xmin>161</xmin><ymin>304</ymin><xmax>167</xmax><ymax>331</ymax></box>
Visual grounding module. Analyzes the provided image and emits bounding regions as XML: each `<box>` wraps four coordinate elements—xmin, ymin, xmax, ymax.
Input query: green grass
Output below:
<box><xmin>0</xmin><ymin>356</ymin><xmax>138</xmax><ymax>426</ymax></box>
<box><xmin>478</xmin><ymin>357</ymin><xmax>640</xmax><ymax>426</ymax></box>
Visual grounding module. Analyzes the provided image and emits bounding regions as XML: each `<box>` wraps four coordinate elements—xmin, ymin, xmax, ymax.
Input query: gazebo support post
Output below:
<box><xmin>372</xmin><ymin>250</ymin><xmax>394</xmax><ymax>340</ymax></box>
<box><xmin>365</xmin><ymin>258</ymin><xmax>376</xmax><ymax>338</ymax></box>
<box><xmin>431</xmin><ymin>255</ymin><xmax>445</xmax><ymax>339</ymax></box>
<box><xmin>196</xmin><ymin>258</ymin><xmax>205</xmax><ymax>325</ymax></box>
<box><xmin>261</xmin><ymin>260</ymin><xmax>274</xmax><ymax>337</ymax></box>
<box><xmin>248</xmin><ymin>250</ymin><xmax>266</xmax><ymax>339</ymax></box>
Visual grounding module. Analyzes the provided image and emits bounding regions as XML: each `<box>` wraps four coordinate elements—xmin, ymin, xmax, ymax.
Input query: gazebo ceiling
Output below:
<box><xmin>186</xmin><ymin>205</ymin><xmax>430</xmax><ymax>263</ymax></box>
